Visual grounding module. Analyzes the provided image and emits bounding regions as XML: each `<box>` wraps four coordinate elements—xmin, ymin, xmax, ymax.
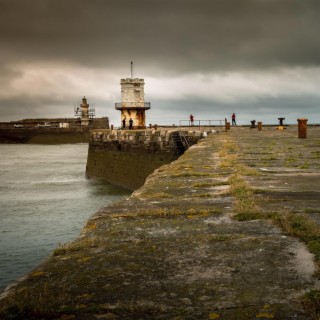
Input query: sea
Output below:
<box><xmin>0</xmin><ymin>144</ymin><xmax>130</xmax><ymax>292</ymax></box>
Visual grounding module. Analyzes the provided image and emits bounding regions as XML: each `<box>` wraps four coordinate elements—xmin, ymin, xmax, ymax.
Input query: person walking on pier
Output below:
<box><xmin>129</xmin><ymin>118</ymin><xmax>133</xmax><ymax>129</ymax></box>
<box><xmin>232</xmin><ymin>113</ymin><xmax>236</xmax><ymax>126</ymax></box>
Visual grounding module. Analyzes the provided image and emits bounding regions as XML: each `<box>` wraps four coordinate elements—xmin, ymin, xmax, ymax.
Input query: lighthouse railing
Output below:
<box><xmin>115</xmin><ymin>102</ymin><xmax>151</xmax><ymax>109</ymax></box>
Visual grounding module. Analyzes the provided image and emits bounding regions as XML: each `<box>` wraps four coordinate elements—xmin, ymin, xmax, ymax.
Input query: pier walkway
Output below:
<box><xmin>1</xmin><ymin>127</ymin><xmax>320</xmax><ymax>319</ymax></box>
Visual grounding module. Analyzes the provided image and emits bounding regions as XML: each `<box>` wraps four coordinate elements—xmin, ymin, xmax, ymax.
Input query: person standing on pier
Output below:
<box><xmin>129</xmin><ymin>118</ymin><xmax>133</xmax><ymax>129</ymax></box>
<box><xmin>190</xmin><ymin>114</ymin><xmax>194</xmax><ymax>126</ymax></box>
<box><xmin>122</xmin><ymin>117</ymin><xmax>126</xmax><ymax>129</ymax></box>
<box><xmin>232</xmin><ymin>113</ymin><xmax>236</xmax><ymax>125</ymax></box>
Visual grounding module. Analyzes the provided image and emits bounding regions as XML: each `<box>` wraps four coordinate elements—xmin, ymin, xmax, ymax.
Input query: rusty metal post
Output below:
<box><xmin>111</xmin><ymin>125</ymin><xmax>114</xmax><ymax>130</ymax></box>
<box><xmin>277</xmin><ymin>117</ymin><xmax>286</xmax><ymax>130</ymax></box>
<box><xmin>258</xmin><ymin>122</ymin><xmax>262</xmax><ymax>131</ymax></box>
<box><xmin>297</xmin><ymin>118</ymin><xmax>308</xmax><ymax>139</ymax></box>
<box><xmin>226</xmin><ymin>122</ymin><xmax>231</xmax><ymax>131</ymax></box>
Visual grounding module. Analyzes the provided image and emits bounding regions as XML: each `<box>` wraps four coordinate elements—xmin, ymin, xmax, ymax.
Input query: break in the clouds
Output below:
<box><xmin>0</xmin><ymin>0</ymin><xmax>320</xmax><ymax>124</ymax></box>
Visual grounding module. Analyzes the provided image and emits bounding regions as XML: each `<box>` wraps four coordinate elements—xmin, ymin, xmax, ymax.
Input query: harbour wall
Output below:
<box><xmin>0</xmin><ymin>117</ymin><xmax>109</xmax><ymax>144</ymax></box>
<box><xmin>0</xmin><ymin>127</ymin><xmax>91</xmax><ymax>144</ymax></box>
<box><xmin>86</xmin><ymin>129</ymin><xmax>205</xmax><ymax>190</ymax></box>
<box><xmin>1</xmin><ymin>127</ymin><xmax>320</xmax><ymax>318</ymax></box>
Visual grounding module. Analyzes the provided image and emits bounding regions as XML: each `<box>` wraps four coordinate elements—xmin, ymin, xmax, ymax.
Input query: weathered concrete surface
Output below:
<box><xmin>233</xmin><ymin>126</ymin><xmax>320</xmax><ymax>214</ymax></box>
<box><xmin>1</xmin><ymin>126</ymin><xmax>320</xmax><ymax>319</ymax></box>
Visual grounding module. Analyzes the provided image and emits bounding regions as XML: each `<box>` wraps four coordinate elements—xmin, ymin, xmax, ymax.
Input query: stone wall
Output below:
<box><xmin>86</xmin><ymin>129</ymin><xmax>205</xmax><ymax>190</ymax></box>
<box><xmin>90</xmin><ymin>117</ymin><xmax>109</xmax><ymax>129</ymax></box>
<box><xmin>0</xmin><ymin>118</ymin><xmax>109</xmax><ymax>143</ymax></box>
<box><xmin>0</xmin><ymin>117</ymin><xmax>109</xmax><ymax>130</ymax></box>
<box><xmin>0</xmin><ymin>127</ymin><xmax>90</xmax><ymax>144</ymax></box>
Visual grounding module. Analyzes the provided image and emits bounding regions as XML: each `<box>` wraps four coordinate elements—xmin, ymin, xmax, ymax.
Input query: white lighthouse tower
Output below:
<box><xmin>115</xmin><ymin>62</ymin><xmax>151</xmax><ymax>129</ymax></box>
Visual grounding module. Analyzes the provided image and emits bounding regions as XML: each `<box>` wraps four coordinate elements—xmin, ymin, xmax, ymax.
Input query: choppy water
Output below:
<box><xmin>0</xmin><ymin>144</ymin><xmax>130</xmax><ymax>292</ymax></box>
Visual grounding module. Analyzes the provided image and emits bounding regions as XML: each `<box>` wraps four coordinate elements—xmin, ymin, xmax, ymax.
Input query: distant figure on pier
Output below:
<box><xmin>190</xmin><ymin>114</ymin><xmax>194</xmax><ymax>126</ymax></box>
<box><xmin>232</xmin><ymin>113</ymin><xmax>236</xmax><ymax>125</ymax></box>
<box><xmin>122</xmin><ymin>117</ymin><xmax>126</xmax><ymax>129</ymax></box>
<box><xmin>129</xmin><ymin>118</ymin><xmax>133</xmax><ymax>129</ymax></box>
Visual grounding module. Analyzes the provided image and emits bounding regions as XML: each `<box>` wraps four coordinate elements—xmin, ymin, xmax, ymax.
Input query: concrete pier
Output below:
<box><xmin>1</xmin><ymin>126</ymin><xmax>320</xmax><ymax>319</ymax></box>
<box><xmin>86</xmin><ymin>129</ymin><xmax>205</xmax><ymax>189</ymax></box>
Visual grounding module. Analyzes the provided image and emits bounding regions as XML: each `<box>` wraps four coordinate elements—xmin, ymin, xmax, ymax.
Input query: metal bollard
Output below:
<box><xmin>278</xmin><ymin>117</ymin><xmax>285</xmax><ymax>126</ymax></box>
<box><xmin>250</xmin><ymin>120</ymin><xmax>256</xmax><ymax>128</ymax></box>
<box><xmin>297</xmin><ymin>118</ymin><xmax>308</xmax><ymax>139</ymax></box>
<box><xmin>226</xmin><ymin>122</ymin><xmax>231</xmax><ymax>131</ymax></box>
<box><xmin>258</xmin><ymin>122</ymin><xmax>262</xmax><ymax>131</ymax></box>
<box><xmin>278</xmin><ymin>117</ymin><xmax>286</xmax><ymax>130</ymax></box>
<box><xmin>154</xmin><ymin>124</ymin><xmax>158</xmax><ymax>130</ymax></box>
<box><xmin>111</xmin><ymin>125</ymin><xmax>114</xmax><ymax>130</ymax></box>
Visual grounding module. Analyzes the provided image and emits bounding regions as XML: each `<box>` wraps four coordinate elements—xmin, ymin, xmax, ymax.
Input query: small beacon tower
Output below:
<box><xmin>74</xmin><ymin>96</ymin><xmax>95</xmax><ymax>126</ymax></box>
<box><xmin>115</xmin><ymin>62</ymin><xmax>151</xmax><ymax>129</ymax></box>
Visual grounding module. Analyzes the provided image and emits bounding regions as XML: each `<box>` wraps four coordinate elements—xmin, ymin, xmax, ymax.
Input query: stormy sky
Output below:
<box><xmin>1</xmin><ymin>0</ymin><xmax>320</xmax><ymax>125</ymax></box>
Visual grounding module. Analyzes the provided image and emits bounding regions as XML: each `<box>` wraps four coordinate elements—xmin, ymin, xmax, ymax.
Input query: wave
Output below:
<box><xmin>42</xmin><ymin>175</ymin><xmax>86</xmax><ymax>184</ymax></box>
<box><xmin>0</xmin><ymin>176</ymin><xmax>87</xmax><ymax>191</ymax></box>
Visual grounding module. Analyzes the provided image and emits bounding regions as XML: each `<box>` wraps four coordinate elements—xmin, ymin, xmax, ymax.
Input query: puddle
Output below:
<box><xmin>146</xmin><ymin>228</ymin><xmax>178</xmax><ymax>236</ymax></box>
<box><xmin>204</xmin><ymin>215</ymin><xmax>232</xmax><ymax>224</ymax></box>
<box><xmin>295</xmin><ymin>242</ymin><xmax>317</xmax><ymax>279</ymax></box>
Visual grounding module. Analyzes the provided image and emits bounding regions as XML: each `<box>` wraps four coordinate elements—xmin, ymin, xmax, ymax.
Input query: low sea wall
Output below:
<box><xmin>0</xmin><ymin>128</ymin><xmax>90</xmax><ymax>144</ymax></box>
<box><xmin>86</xmin><ymin>129</ymin><xmax>205</xmax><ymax>190</ymax></box>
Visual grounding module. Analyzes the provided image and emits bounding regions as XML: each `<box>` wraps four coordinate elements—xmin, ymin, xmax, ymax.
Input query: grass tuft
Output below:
<box><xmin>53</xmin><ymin>238</ymin><xmax>99</xmax><ymax>256</ymax></box>
<box><xmin>110</xmin><ymin>207</ymin><xmax>222</xmax><ymax>219</ymax></box>
<box><xmin>301</xmin><ymin>290</ymin><xmax>320</xmax><ymax>319</ymax></box>
<box><xmin>141</xmin><ymin>192</ymin><xmax>172</xmax><ymax>199</ymax></box>
<box><xmin>192</xmin><ymin>181</ymin><xmax>229</xmax><ymax>188</ymax></box>
<box><xmin>0</xmin><ymin>284</ymin><xmax>70</xmax><ymax>319</ymax></box>
<box><xmin>171</xmin><ymin>172</ymin><xmax>211</xmax><ymax>178</ymax></box>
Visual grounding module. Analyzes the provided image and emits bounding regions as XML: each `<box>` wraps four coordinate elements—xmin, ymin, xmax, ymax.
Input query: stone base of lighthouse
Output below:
<box><xmin>120</xmin><ymin>108</ymin><xmax>148</xmax><ymax>129</ymax></box>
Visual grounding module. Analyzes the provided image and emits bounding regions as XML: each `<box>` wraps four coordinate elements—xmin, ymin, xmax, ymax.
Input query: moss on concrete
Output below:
<box><xmin>1</xmin><ymin>127</ymin><xmax>320</xmax><ymax>319</ymax></box>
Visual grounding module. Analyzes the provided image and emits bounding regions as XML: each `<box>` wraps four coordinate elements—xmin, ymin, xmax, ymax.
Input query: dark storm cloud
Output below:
<box><xmin>0</xmin><ymin>0</ymin><xmax>320</xmax><ymax>73</ymax></box>
<box><xmin>1</xmin><ymin>0</ymin><xmax>320</xmax><ymax>123</ymax></box>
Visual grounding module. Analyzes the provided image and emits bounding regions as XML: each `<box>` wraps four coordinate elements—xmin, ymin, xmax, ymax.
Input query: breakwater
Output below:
<box><xmin>86</xmin><ymin>129</ymin><xmax>205</xmax><ymax>189</ymax></box>
<box><xmin>0</xmin><ymin>117</ymin><xmax>109</xmax><ymax>144</ymax></box>
<box><xmin>1</xmin><ymin>127</ymin><xmax>320</xmax><ymax>319</ymax></box>
<box><xmin>0</xmin><ymin>127</ymin><xmax>90</xmax><ymax>144</ymax></box>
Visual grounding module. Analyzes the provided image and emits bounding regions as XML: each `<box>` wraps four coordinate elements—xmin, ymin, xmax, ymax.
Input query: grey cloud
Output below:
<box><xmin>1</xmin><ymin>92</ymin><xmax>319</xmax><ymax>126</ymax></box>
<box><xmin>0</xmin><ymin>95</ymin><xmax>76</xmax><ymax>121</ymax></box>
<box><xmin>0</xmin><ymin>0</ymin><xmax>320</xmax><ymax>74</ymax></box>
<box><xmin>0</xmin><ymin>65</ymin><xmax>22</xmax><ymax>86</ymax></box>
<box><xmin>1</xmin><ymin>0</ymin><xmax>320</xmax><ymax>124</ymax></box>
<box><xmin>148</xmin><ymin>95</ymin><xmax>320</xmax><ymax>126</ymax></box>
